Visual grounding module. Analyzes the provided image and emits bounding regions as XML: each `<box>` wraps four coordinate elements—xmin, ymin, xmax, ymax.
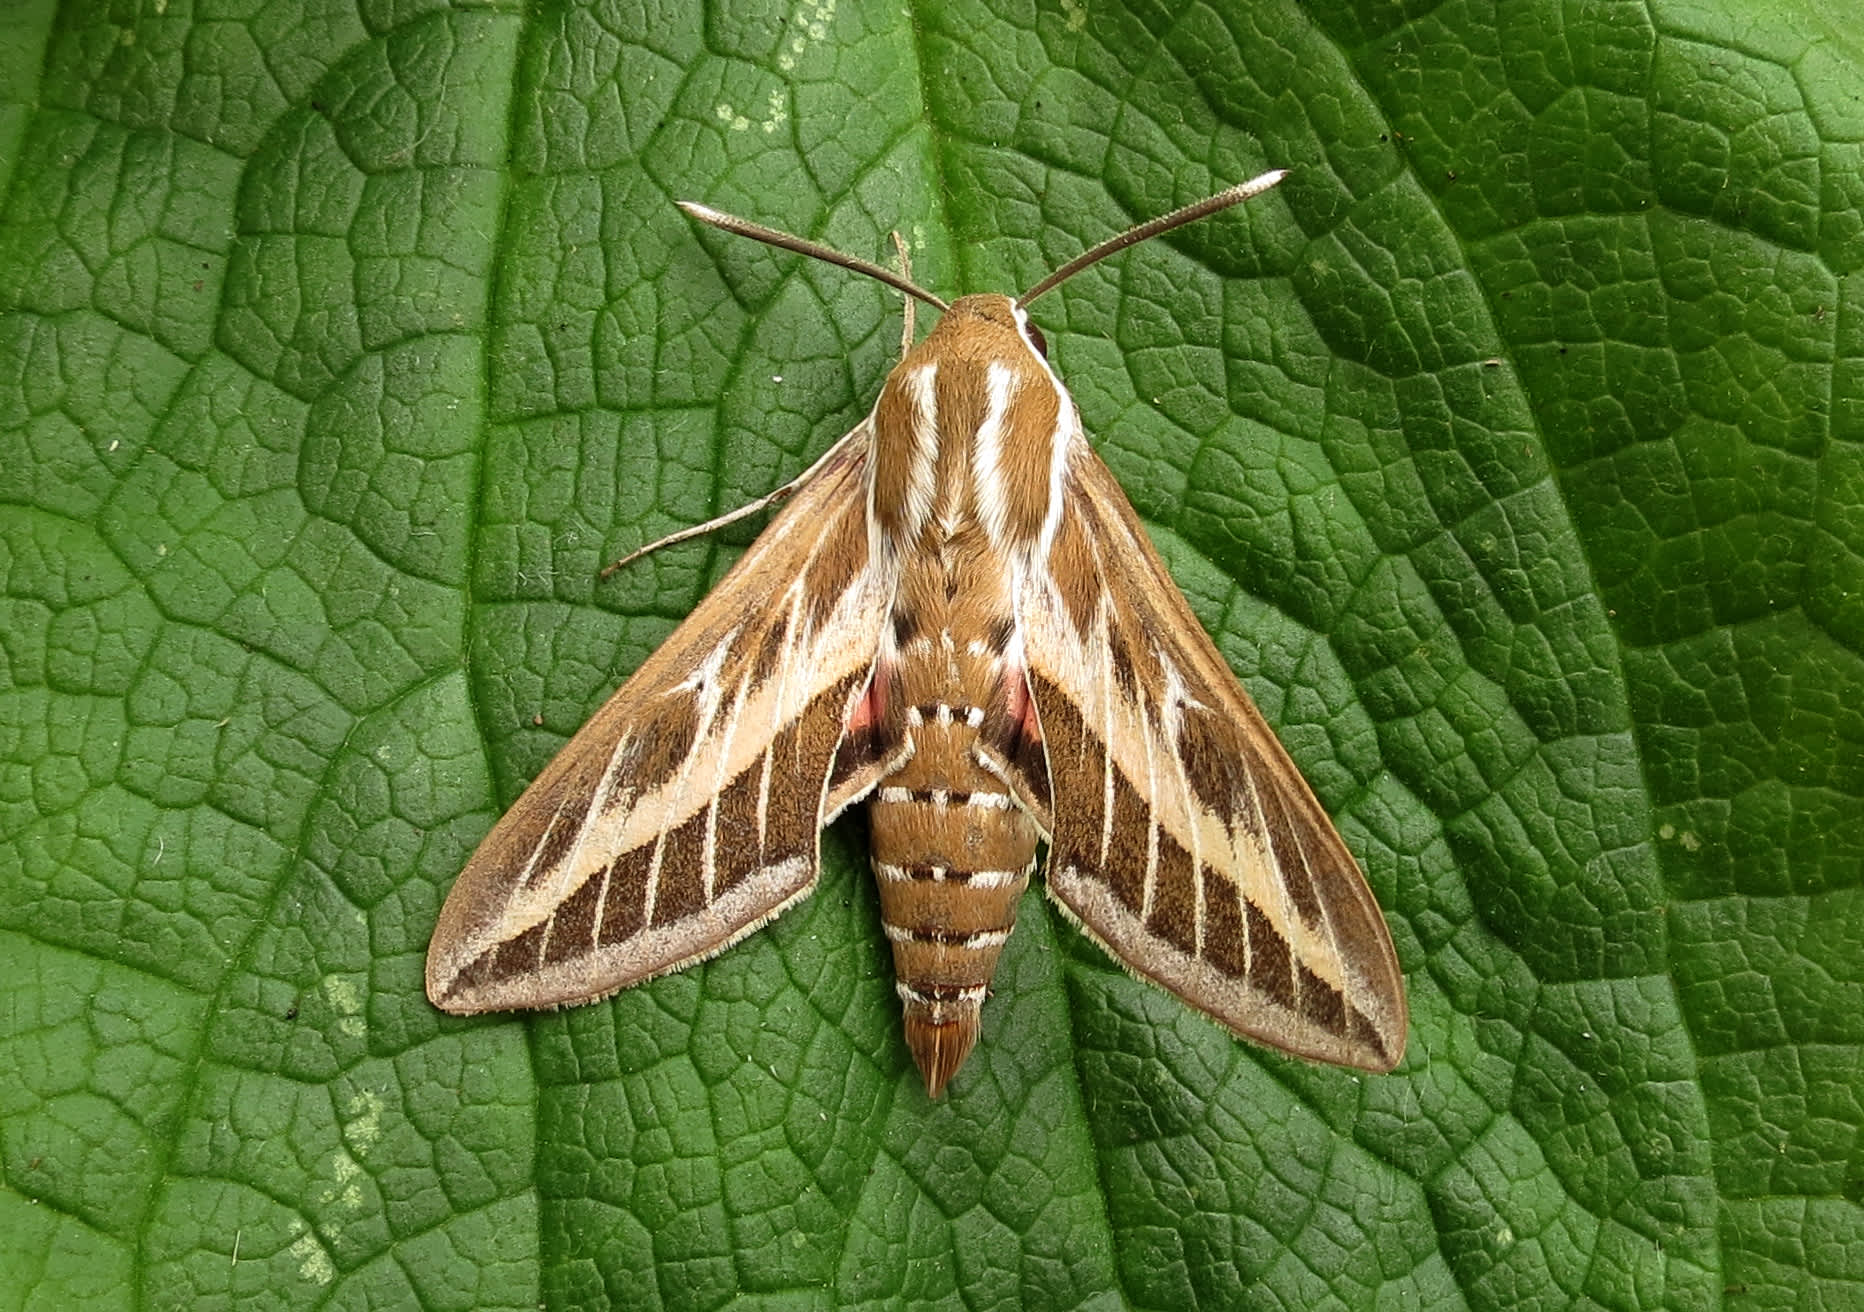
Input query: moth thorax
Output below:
<box><xmin>869</xmin><ymin>294</ymin><xmax>1065</xmax><ymax>559</ymax></box>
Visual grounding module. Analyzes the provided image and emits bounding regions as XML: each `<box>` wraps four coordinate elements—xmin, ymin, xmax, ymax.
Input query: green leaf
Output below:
<box><xmin>2</xmin><ymin>1</ymin><xmax>1859</xmax><ymax>1308</ymax></box>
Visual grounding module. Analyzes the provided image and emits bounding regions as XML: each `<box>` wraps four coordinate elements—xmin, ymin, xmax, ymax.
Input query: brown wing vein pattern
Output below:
<box><xmin>428</xmin><ymin>432</ymin><xmax>891</xmax><ymax>1014</ymax></box>
<box><xmin>1023</xmin><ymin>445</ymin><xmax>1406</xmax><ymax>1071</ymax></box>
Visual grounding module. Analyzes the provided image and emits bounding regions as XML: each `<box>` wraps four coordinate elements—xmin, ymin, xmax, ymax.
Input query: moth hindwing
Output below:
<box><xmin>427</xmin><ymin>169</ymin><xmax>1408</xmax><ymax>1096</ymax></box>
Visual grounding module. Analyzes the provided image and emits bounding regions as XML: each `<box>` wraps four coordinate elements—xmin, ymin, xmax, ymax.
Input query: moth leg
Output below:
<box><xmin>891</xmin><ymin>230</ymin><xmax>915</xmax><ymax>357</ymax></box>
<box><xmin>600</xmin><ymin>425</ymin><xmax>868</xmax><ymax>578</ymax></box>
<box><xmin>605</xmin><ymin>229</ymin><xmax>916</xmax><ymax>582</ymax></box>
<box><xmin>601</xmin><ymin>488</ymin><xmax>797</xmax><ymax>577</ymax></box>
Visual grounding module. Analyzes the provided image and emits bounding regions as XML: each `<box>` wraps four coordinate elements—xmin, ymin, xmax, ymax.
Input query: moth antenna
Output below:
<box><xmin>677</xmin><ymin>201</ymin><xmax>950</xmax><ymax>312</ymax></box>
<box><xmin>1017</xmin><ymin>168</ymin><xmax>1289</xmax><ymax>306</ymax></box>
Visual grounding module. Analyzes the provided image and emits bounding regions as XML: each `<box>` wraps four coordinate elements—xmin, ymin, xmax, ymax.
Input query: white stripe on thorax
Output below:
<box><xmin>971</xmin><ymin>361</ymin><xmax>1018</xmax><ymax>551</ymax></box>
<box><xmin>899</xmin><ymin>362</ymin><xmax>940</xmax><ymax>541</ymax></box>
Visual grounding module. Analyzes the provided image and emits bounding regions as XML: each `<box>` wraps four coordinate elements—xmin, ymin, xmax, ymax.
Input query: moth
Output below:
<box><xmin>428</xmin><ymin>170</ymin><xmax>1407</xmax><ymax>1096</ymax></box>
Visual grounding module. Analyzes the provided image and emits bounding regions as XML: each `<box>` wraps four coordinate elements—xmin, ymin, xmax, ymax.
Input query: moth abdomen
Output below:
<box><xmin>867</xmin><ymin>704</ymin><xmax>1039</xmax><ymax>1097</ymax></box>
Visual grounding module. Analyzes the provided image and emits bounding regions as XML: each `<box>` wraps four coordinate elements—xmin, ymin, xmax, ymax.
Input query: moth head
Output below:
<box><xmin>907</xmin><ymin>294</ymin><xmax>1052</xmax><ymax>369</ymax></box>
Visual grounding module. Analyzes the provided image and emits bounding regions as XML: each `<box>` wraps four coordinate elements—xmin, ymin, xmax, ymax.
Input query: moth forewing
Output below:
<box><xmin>428</xmin><ymin>168</ymin><xmax>1408</xmax><ymax>1094</ymax></box>
<box><xmin>427</xmin><ymin>433</ymin><xmax>892</xmax><ymax>1013</ymax></box>
<box><xmin>1021</xmin><ymin>444</ymin><xmax>1406</xmax><ymax>1071</ymax></box>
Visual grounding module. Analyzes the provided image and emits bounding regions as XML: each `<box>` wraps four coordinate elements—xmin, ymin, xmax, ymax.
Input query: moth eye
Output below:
<box><xmin>1023</xmin><ymin>321</ymin><xmax>1048</xmax><ymax>357</ymax></box>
